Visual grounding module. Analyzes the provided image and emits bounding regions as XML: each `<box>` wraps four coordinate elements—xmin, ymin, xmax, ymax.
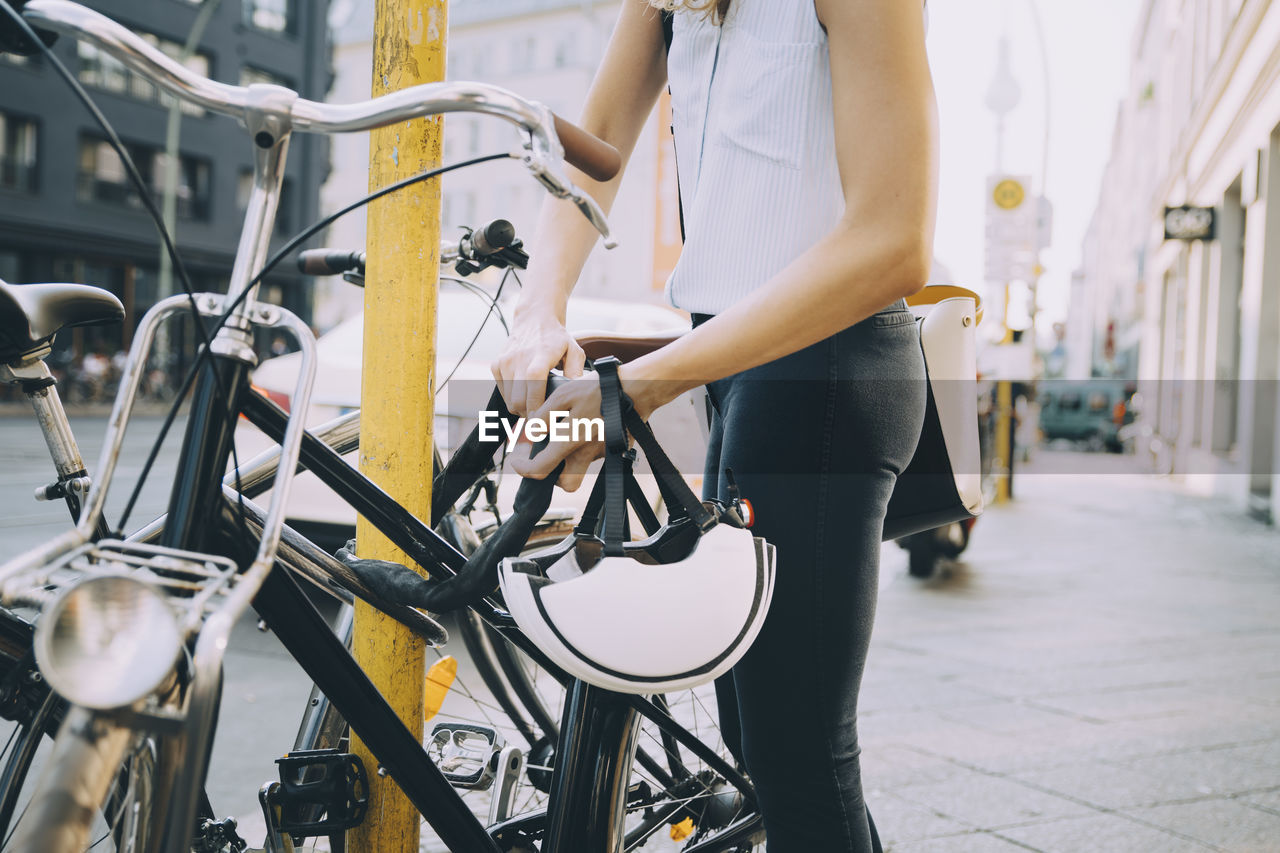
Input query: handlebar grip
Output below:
<box><xmin>297</xmin><ymin>249</ymin><xmax>364</xmax><ymax>276</ymax></box>
<box><xmin>470</xmin><ymin>219</ymin><xmax>516</xmax><ymax>257</ymax></box>
<box><xmin>552</xmin><ymin>115</ymin><xmax>621</xmax><ymax>183</ymax></box>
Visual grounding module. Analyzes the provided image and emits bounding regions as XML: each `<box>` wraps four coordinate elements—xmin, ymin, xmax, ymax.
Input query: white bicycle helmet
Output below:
<box><xmin>499</xmin><ymin>357</ymin><xmax>776</xmax><ymax>694</ymax></box>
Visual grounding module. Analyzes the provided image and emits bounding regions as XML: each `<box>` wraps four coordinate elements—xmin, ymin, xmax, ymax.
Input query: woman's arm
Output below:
<box><xmin>493</xmin><ymin>0</ymin><xmax>669</xmax><ymax>416</ymax></box>
<box><xmin>511</xmin><ymin>0</ymin><xmax>938</xmax><ymax>487</ymax></box>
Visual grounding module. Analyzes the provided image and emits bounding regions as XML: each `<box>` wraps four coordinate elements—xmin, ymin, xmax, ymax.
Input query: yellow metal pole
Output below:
<box><xmin>995</xmin><ymin>379</ymin><xmax>1013</xmax><ymax>504</ymax></box>
<box><xmin>995</xmin><ymin>282</ymin><xmax>1013</xmax><ymax>504</ymax></box>
<box><xmin>350</xmin><ymin>1</ymin><xmax>446</xmax><ymax>849</ymax></box>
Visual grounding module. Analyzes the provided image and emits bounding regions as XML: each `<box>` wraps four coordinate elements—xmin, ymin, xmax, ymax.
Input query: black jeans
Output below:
<box><xmin>695</xmin><ymin>301</ymin><xmax>926</xmax><ymax>852</ymax></box>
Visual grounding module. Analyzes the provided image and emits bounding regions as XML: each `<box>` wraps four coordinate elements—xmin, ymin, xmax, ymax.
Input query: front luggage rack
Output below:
<box><xmin>0</xmin><ymin>539</ymin><xmax>240</xmax><ymax>638</ymax></box>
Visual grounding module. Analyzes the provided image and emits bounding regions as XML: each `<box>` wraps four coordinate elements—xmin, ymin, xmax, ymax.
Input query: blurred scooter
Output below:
<box><xmin>898</xmin><ymin>517</ymin><xmax>978</xmax><ymax>578</ymax></box>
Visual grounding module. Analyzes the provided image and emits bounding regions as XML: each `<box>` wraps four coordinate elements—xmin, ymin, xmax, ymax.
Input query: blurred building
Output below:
<box><xmin>1072</xmin><ymin>88</ymin><xmax>1159</xmax><ymax>381</ymax></box>
<box><xmin>0</xmin><ymin>0</ymin><xmax>331</xmax><ymax>369</ymax></box>
<box><xmin>1079</xmin><ymin>0</ymin><xmax>1280</xmax><ymax>523</ymax></box>
<box><xmin>318</xmin><ymin>0</ymin><xmax>680</xmax><ymax>330</ymax></box>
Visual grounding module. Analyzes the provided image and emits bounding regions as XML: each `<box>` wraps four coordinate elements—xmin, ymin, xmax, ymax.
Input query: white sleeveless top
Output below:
<box><xmin>665</xmin><ymin>0</ymin><xmax>839</xmax><ymax>314</ymax></box>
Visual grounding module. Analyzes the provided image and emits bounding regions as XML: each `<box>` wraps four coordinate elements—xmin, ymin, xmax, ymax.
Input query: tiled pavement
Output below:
<box><xmin>861</xmin><ymin>453</ymin><xmax>1280</xmax><ymax>852</ymax></box>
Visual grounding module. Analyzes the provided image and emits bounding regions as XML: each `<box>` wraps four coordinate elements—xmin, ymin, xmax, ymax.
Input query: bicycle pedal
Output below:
<box><xmin>428</xmin><ymin>722</ymin><xmax>505</xmax><ymax>790</ymax></box>
<box><xmin>265</xmin><ymin>749</ymin><xmax>369</xmax><ymax>839</ymax></box>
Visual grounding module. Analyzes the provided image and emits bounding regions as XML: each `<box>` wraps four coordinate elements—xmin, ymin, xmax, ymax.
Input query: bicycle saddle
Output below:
<box><xmin>0</xmin><ymin>279</ymin><xmax>124</xmax><ymax>361</ymax></box>
<box><xmin>574</xmin><ymin>328</ymin><xmax>683</xmax><ymax>364</ymax></box>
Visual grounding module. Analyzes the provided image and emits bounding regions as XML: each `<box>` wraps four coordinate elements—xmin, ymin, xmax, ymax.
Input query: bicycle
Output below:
<box><xmin>0</xmin><ymin>3</ymin><xmax>765</xmax><ymax>851</ymax></box>
<box><xmin>0</xmin><ymin>224</ymin><xmax>745</xmax><ymax>853</ymax></box>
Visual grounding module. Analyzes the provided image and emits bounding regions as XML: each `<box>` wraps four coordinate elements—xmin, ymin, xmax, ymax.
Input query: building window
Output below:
<box><xmin>239</xmin><ymin>65</ymin><xmax>295</xmax><ymax>90</ymax></box>
<box><xmin>155</xmin><ymin>151</ymin><xmax>212</xmax><ymax>220</ymax></box>
<box><xmin>77</xmin><ymin>33</ymin><xmax>209</xmax><ymax>116</ymax></box>
<box><xmin>554</xmin><ymin>37</ymin><xmax>575</xmax><ymax>69</ymax></box>
<box><xmin>77</xmin><ymin>40</ymin><xmax>127</xmax><ymax>94</ymax></box>
<box><xmin>511</xmin><ymin>37</ymin><xmax>537</xmax><ymax>73</ymax></box>
<box><xmin>77</xmin><ymin>137</ymin><xmax>211</xmax><ymax>220</ymax></box>
<box><xmin>244</xmin><ymin>0</ymin><xmax>291</xmax><ymax>34</ymax></box>
<box><xmin>449</xmin><ymin>48</ymin><xmax>474</xmax><ymax>80</ymax></box>
<box><xmin>0</xmin><ymin>112</ymin><xmax>38</xmax><ymax>192</ymax></box>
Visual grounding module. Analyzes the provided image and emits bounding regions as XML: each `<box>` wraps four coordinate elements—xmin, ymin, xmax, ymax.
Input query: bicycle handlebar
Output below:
<box><xmin>297</xmin><ymin>249</ymin><xmax>365</xmax><ymax>278</ymax></box>
<box><xmin>19</xmin><ymin>0</ymin><xmax>619</xmax><ymax>236</ymax></box>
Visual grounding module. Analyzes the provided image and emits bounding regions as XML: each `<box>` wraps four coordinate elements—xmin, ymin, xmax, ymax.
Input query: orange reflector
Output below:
<box><xmin>670</xmin><ymin>817</ymin><xmax>694</xmax><ymax>842</ymax></box>
<box><xmin>251</xmin><ymin>383</ymin><xmax>292</xmax><ymax>414</ymax></box>
<box><xmin>740</xmin><ymin>499</ymin><xmax>754</xmax><ymax>528</ymax></box>
<box><xmin>424</xmin><ymin>655</ymin><xmax>458</xmax><ymax>722</ymax></box>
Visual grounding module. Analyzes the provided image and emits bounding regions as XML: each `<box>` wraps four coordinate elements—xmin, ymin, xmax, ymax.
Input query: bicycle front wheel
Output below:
<box><xmin>0</xmin><ymin>606</ymin><xmax>181</xmax><ymax>853</ymax></box>
<box><xmin>3</xmin><ymin>706</ymin><xmax>148</xmax><ymax>853</ymax></box>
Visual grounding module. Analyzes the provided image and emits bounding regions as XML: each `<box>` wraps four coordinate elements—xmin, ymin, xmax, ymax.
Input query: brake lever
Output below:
<box><xmin>523</xmin><ymin>153</ymin><xmax>616</xmax><ymax>249</ymax></box>
<box><xmin>565</xmin><ymin>187</ymin><xmax>616</xmax><ymax>249</ymax></box>
<box><xmin>518</xmin><ymin>106</ymin><xmax>617</xmax><ymax>249</ymax></box>
<box><xmin>497</xmin><ymin>242</ymin><xmax>529</xmax><ymax>270</ymax></box>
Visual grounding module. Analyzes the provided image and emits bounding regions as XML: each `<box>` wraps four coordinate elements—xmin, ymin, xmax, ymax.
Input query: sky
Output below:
<box><xmin>925</xmin><ymin>0</ymin><xmax>1145</xmax><ymax>339</ymax></box>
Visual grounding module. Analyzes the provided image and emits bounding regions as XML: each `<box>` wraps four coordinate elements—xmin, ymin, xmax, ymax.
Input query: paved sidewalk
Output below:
<box><xmin>862</xmin><ymin>451</ymin><xmax>1280</xmax><ymax>852</ymax></box>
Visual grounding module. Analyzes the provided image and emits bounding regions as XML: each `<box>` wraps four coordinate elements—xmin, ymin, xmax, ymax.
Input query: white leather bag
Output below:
<box><xmin>883</xmin><ymin>285</ymin><xmax>985</xmax><ymax>540</ymax></box>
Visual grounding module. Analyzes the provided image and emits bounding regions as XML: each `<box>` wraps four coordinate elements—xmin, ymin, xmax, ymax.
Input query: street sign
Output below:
<box><xmin>985</xmin><ymin>174</ymin><xmax>1038</xmax><ymax>283</ymax></box>
<box><xmin>992</xmin><ymin>178</ymin><xmax>1026</xmax><ymax>210</ymax></box>
<box><xmin>1164</xmin><ymin>205</ymin><xmax>1216</xmax><ymax>241</ymax></box>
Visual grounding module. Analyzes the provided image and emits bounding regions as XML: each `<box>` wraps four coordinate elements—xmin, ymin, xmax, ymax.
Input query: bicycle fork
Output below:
<box><xmin>542</xmin><ymin>682</ymin><xmax>642</xmax><ymax>853</ymax></box>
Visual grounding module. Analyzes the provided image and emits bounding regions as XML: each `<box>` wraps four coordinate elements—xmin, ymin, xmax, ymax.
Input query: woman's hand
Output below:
<box><xmin>492</xmin><ymin>310</ymin><xmax>587</xmax><ymax>416</ymax></box>
<box><xmin>508</xmin><ymin>365</ymin><xmax>666</xmax><ymax>491</ymax></box>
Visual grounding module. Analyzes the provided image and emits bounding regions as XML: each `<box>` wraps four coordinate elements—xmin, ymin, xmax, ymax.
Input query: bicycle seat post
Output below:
<box><xmin>1</xmin><ymin>349</ymin><xmax>94</xmax><ymax>524</ymax></box>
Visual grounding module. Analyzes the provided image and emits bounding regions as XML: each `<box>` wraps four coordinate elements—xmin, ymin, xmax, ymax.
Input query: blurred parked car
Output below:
<box><xmin>236</xmin><ymin>283</ymin><xmax>699</xmax><ymax>552</ymax></box>
<box><xmin>1038</xmin><ymin>379</ymin><xmax>1136</xmax><ymax>452</ymax></box>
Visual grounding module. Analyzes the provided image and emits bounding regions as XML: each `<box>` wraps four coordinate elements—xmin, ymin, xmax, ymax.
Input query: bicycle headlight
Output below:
<box><xmin>34</xmin><ymin>575</ymin><xmax>182</xmax><ymax>711</ymax></box>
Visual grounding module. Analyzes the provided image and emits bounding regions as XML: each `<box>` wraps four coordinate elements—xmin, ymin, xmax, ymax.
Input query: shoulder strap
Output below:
<box><xmin>660</xmin><ymin>10</ymin><xmax>685</xmax><ymax>244</ymax></box>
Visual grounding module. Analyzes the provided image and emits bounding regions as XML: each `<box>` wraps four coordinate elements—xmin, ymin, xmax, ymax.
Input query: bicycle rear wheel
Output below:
<box><xmin>283</xmin><ymin>516</ymin><xmax>764</xmax><ymax>851</ymax></box>
<box><xmin>285</xmin><ymin>523</ymin><xmax>572</xmax><ymax>850</ymax></box>
<box><xmin>429</xmin><ymin>610</ymin><xmax>766</xmax><ymax>853</ymax></box>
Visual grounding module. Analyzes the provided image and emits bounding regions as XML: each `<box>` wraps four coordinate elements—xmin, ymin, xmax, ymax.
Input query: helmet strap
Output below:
<box><xmin>593</xmin><ymin>357</ymin><xmax>717</xmax><ymax>554</ymax></box>
<box><xmin>594</xmin><ymin>356</ymin><xmax>631</xmax><ymax>556</ymax></box>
